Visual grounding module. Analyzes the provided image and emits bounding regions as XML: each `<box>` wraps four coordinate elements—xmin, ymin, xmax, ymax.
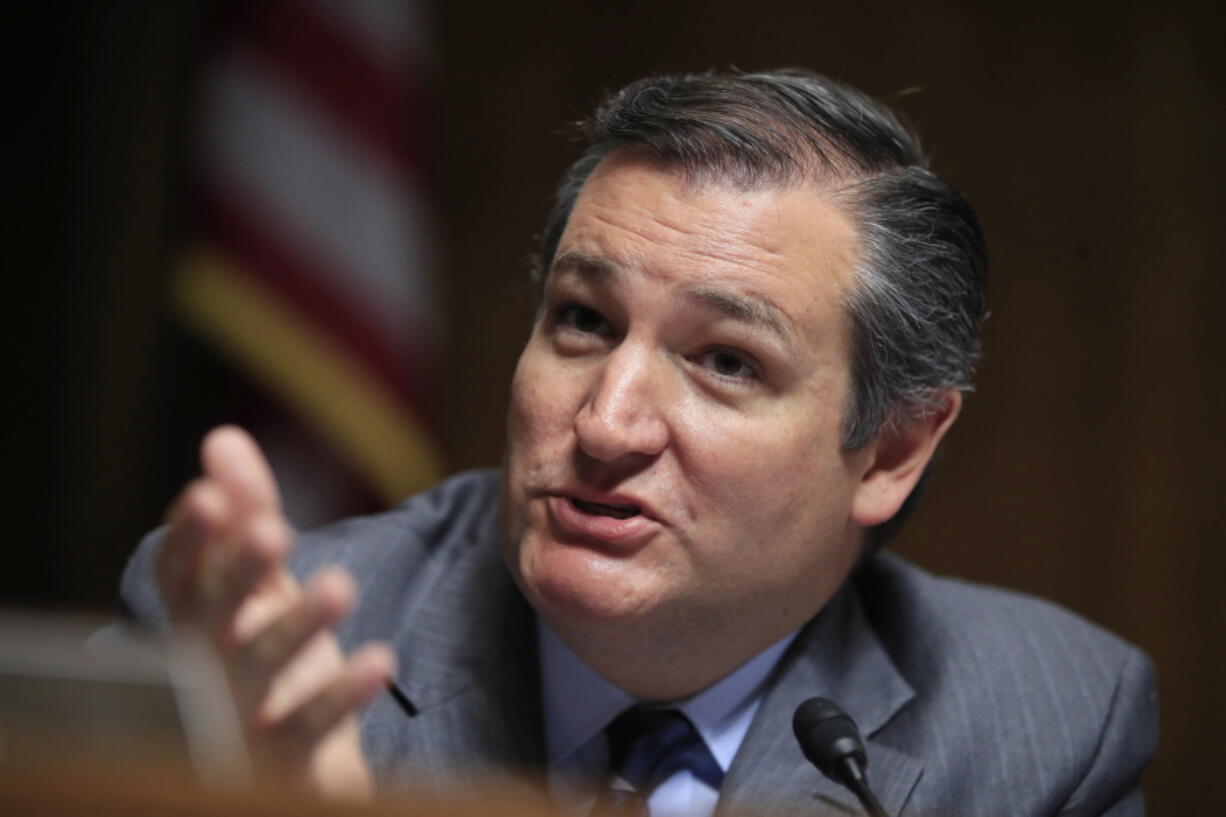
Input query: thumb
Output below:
<box><xmin>201</xmin><ymin>425</ymin><xmax>283</xmax><ymax>516</ymax></box>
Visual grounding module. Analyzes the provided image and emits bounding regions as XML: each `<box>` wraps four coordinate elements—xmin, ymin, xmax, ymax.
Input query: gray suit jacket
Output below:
<box><xmin>121</xmin><ymin>470</ymin><xmax>1157</xmax><ymax>817</ymax></box>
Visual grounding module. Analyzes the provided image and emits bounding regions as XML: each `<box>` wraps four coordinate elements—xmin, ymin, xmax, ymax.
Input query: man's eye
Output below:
<box><xmin>557</xmin><ymin>303</ymin><xmax>611</xmax><ymax>336</ymax></box>
<box><xmin>698</xmin><ymin>349</ymin><xmax>757</xmax><ymax>380</ymax></box>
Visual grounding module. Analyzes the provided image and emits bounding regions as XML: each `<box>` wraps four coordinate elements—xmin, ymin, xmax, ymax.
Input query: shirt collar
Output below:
<box><xmin>538</xmin><ymin>619</ymin><xmax>797</xmax><ymax>772</ymax></box>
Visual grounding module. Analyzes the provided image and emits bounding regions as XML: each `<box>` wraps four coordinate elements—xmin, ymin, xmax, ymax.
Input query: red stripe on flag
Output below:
<box><xmin>197</xmin><ymin>181</ymin><xmax>440</xmax><ymax>428</ymax></box>
<box><xmin>225</xmin><ymin>0</ymin><xmax>425</xmax><ymax>180</ymax></box>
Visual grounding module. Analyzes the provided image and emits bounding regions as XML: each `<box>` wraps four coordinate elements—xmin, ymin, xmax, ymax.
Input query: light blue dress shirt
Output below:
<box><xmin>539</xmin><ymin>621</ymin><xmax>798</xmax><ymax>817</ymax></box>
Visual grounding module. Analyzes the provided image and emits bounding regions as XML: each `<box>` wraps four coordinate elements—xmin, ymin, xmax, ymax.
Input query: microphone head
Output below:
<box><xmin>792</xmin><ymin>696</ymin><xmax>869</xmax><ymax>780</ymax></box>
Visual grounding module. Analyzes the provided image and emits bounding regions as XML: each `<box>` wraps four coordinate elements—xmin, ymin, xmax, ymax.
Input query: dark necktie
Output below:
<box><xmin>593</xmin><ymin>708</ymin><xmax>725</xmax><ymax>817</ymax></box>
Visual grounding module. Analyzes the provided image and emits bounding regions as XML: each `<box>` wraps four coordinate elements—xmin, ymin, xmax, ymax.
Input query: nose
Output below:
<box><xmin>574</xmin><ymin>343</ymin><xmax>669</xmax><ymax>463</ymax></box>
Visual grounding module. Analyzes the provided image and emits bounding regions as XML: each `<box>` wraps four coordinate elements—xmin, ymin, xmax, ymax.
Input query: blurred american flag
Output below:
<box><xmin>174</xmin><ymin>0</ymin><xmax>444</xmax><ymax>525</ymax></box>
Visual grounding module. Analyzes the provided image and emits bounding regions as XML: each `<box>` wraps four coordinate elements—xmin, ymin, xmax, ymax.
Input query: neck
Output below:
<box><xmin>542</xmin><ymin>607</ymin><xmax>808</xmax><ymax>702</ymax></box>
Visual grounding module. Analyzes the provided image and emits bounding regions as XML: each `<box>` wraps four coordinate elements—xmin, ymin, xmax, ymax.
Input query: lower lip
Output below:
<box><xmin>546</xmin><ymin>496</ymin><xmax>656</xmax><ymax>548</ymax></box>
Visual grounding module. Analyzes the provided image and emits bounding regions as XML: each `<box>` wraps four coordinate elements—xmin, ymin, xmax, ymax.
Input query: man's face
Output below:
<box><xmin>501</xmin><ymin>151</ymin><xmax>874</xmax><ymax>668</ymax></box>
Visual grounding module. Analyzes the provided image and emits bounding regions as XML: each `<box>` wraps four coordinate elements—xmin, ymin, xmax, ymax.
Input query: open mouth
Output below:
<box><xmin>570</xmin><ymin>497</ymin><xmax>641</xmax><ymax>520</ymax></box>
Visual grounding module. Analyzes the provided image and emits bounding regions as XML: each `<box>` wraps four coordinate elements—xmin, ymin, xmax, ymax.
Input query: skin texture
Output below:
<box><xmin>155</xmin><ymin>426</ymin><xmax>396</xmax><ymax>799</ymax></box>
<box><xmin>501</xmin><ymin>151</ymin><xmax>959</xmax><ymax>701</ymax></box>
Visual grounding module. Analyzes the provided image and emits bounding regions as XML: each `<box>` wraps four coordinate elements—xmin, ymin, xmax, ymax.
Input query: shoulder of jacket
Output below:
<box><xmin>856</xmin><ymin>550</ymin><xmax>1149</xmax><ymax>713</ymax></box>
<box><xmin>864</xmin><ymin>551</ymin><xmax>1135</xmax><ymax>654</ymax></box>
<box><xmin>289</xmin><ymin>469</ymin><xmax>502</xmax><ymax>578</ymax></box>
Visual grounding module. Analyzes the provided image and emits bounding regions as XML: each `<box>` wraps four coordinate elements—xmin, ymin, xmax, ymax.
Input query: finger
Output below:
<box><xmin>201</xmin><ymin>425</ymin><xmax>282</xmax><ymax>517</ymax></box>
<box><xmin>156</xmin><ymin>479</ymin><xmax>233</xmax><ymax>618</ymax></box>
<box><xmin>234</xmin><ymin>567</ymin><xmax>353</xmax><ymax>689</ymax></box>
<box><xmin>204</xmin><ymin>511</ymin><xmax>294</xmax><ymax>641</ymax></box>
<box><xmin>255</xmin><ymin>644</ymin><xmax>396</xmax><ymax>758</ymax></box>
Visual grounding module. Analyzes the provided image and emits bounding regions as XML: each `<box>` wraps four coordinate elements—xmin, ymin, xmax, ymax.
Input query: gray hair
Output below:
<box><xmin>535</xmin><ymin>69</ymin><xmax>987</xmax><ymax>455</ymax></box>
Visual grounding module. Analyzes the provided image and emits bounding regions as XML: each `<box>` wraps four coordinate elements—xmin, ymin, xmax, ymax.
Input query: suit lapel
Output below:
<box><xmin>717</xmin><ymin>581</ymin><xmax>922</xmax><ymax>816</ymax></box>
<box><xmin>362</xmin><ymin>505</ymin><xmax>547</xmax><ymax>792</ymax></box>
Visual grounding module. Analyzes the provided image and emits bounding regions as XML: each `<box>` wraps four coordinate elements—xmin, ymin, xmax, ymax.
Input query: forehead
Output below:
<box><xmin>554</xmin><ymin>152</ymin><xmax>861</xmax><ymax>344</ymax></box>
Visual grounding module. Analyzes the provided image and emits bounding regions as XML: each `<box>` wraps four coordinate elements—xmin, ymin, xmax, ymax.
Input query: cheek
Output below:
<box><xmin>680</xmin><ymin>398</ymin><xmax>853</xmax><ymax>552</ymax></box>
<box><xmin>509</xmin><ymin>352</ymin><xmax>573</xmax><ymax>450</ymax></box>
<box><xmin>689</xmin><ymin>394</ymin><xmax>842</xmax><ymax>481</ymax></box>
<box><xmin>506</xmin><ymin>345</ymin><xmax>591</xmax><ymax>492</ymax></box>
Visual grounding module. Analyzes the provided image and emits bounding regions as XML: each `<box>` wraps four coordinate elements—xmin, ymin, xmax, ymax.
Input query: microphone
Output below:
<box><xmin>792</xmin><ymin>696</ymin><xmax>889</xmax><ymax>817</ymax></box>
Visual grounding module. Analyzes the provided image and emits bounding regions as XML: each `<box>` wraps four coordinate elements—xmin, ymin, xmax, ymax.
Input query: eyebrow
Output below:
<box><xmin>550</xmin><ymin>250</ymin><xmax>796</xmax><ymax>347</ymax></box>
<box><xmin>681</xmin><ymin>286</ymin><xmax>794</xmax><ymax>346</ymax></box>
<box><xmin>550</xmin><ymin>251</ymin><xmax>620</xmax><ymax>282</ymax></box>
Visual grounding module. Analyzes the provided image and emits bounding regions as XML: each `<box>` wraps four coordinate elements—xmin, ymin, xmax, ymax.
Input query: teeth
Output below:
<box><xmin>572</xmin><ymin>498</ymin><xmax>640</xmax><ymax>519</ymax></box>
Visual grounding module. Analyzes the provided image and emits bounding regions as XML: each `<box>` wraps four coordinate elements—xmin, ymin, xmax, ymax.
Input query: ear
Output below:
<box><xmin>850</xmin><ymin>390</ymin><xmax>962</xmax><ymax>527</ymax></box>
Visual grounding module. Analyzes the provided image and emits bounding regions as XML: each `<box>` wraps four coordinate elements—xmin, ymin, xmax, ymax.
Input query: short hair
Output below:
<box><xmin>533</xmin><ymin>69</ymin><xmax>988</xmax><ymax>540</ymax></box>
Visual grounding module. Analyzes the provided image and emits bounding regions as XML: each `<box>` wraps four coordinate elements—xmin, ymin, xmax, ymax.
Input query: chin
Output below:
<box><xmin>513</xmin><ymin>533</ymin><xmax>655</xmax><ymax>626</ymax></box>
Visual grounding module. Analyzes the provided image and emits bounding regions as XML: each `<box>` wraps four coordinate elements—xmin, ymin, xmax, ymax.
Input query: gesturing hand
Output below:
<box><xmin>155</xmin><ymin>426</ymin><xmax>395</xmax><ymax>799</ymax></box>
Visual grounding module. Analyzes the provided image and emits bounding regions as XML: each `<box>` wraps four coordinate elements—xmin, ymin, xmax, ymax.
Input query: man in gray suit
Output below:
<box><xmin>124</xmin><ymin>70</ymin><xmax>1156</xmax><ymax>815</ymax></box>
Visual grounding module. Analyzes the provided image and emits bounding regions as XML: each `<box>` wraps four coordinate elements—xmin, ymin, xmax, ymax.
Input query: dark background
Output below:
<box><xmin>6</xmin><ymin>3</ymin><xmax>1222</xmax><ymax>815</ymax></box>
